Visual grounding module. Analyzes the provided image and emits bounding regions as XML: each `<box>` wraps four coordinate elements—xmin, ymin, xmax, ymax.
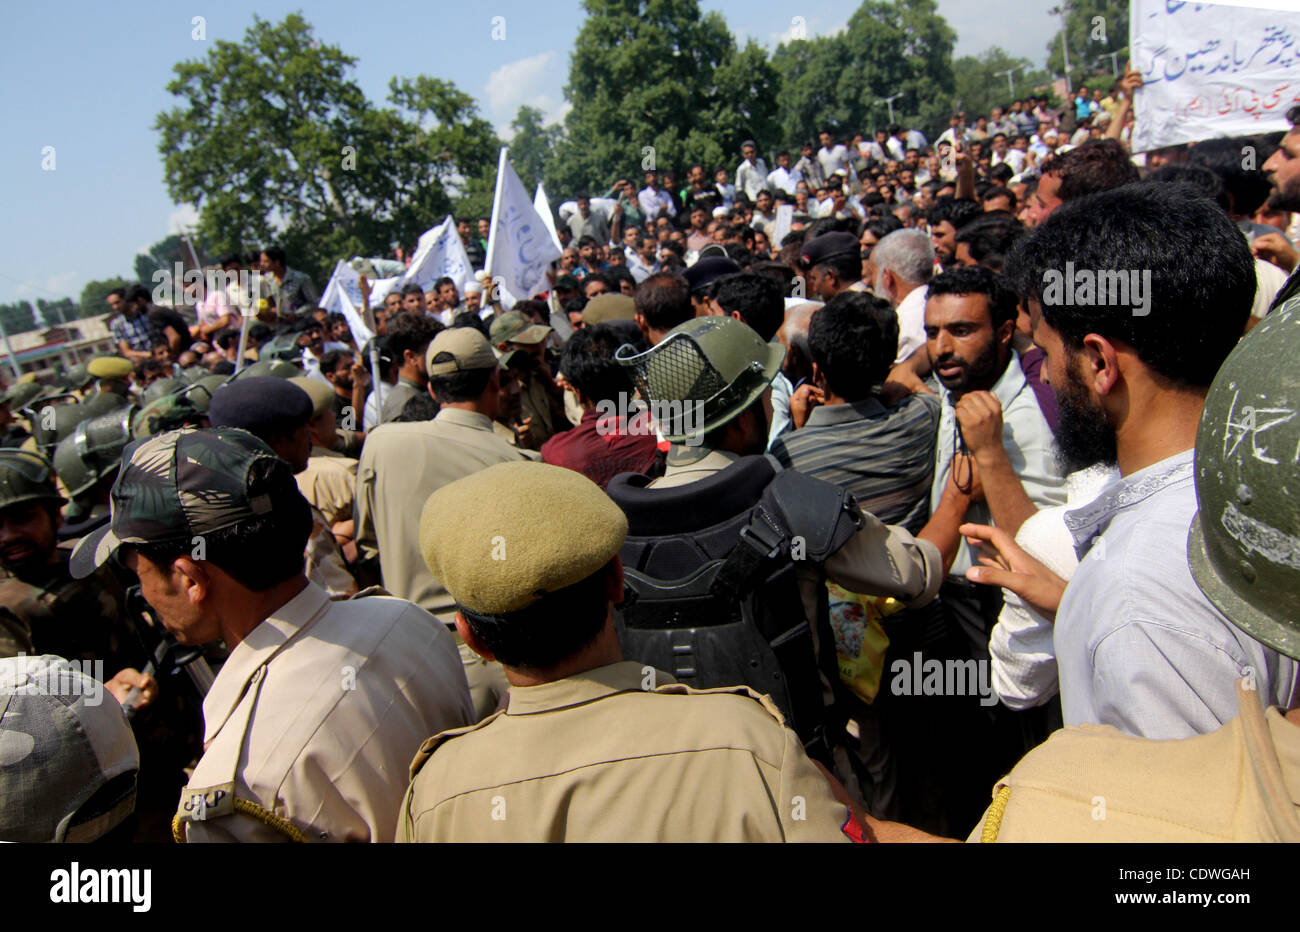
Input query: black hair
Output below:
<box><xmin>1004</xmin><ymin>181</ymin><xmax>1253</xmax><ymax>388</ymax></box>
<box><xmin>320</xmin><ymin>348</ymin><xmax>352</xmax><ymax>374</ymax></box>
<box><xmin>394</xmin><ymin>392</ymin><xmax>439</xmax><ymax>422</ymax></box>
<box><xmin>1045</xmin><ymin>139</ymin><xmax>1141</xmax><ymax>202</ymax></box>
<box><xmin>428</xmin><ymin>366</ymin><xmax>493</xmax><ymax>404</ymax></box>
<box><xmin>926</xmin><ymin>265</ymin><xmax>1019</xmax><ymax>329</ymax></box>
<box><xmin>583</xmin><ymin>271</ymin><xmax>614</xmax><ymax>293</ymax></box>
<box><xmin>460</xmin><ymin>559</ymin><xmax>616</xmax><ymax>670</ymax></box>
<box><xmin>633</xmin><ymin>272</ymin><xmax>693</xmax><ymax>331</ymax></box>
<box><xmin>450</xmin><ymin>312</ymin><xmax>489</xmax><ymax>336</ymax></box>
<box><xmin>260</xmin><ymin>246</ymin><xmax>287</xmax><ymax>267</ymax></box>
<box><xmin>981</xmin><ymin>186</ymin><xmax>1017</xmax><ymax>210</ymax></box>
<box><xmin>809</xmin><ymin>291</ymin><xmax>899</xmax><ymax>400</ymax></box>
<box><xmin>863</xmin><ymin>214</ymin><xmax>904</xmax><ymax>242</ymax></box>
<box><xmin>954</xmin><ymin>212</ymin><xmax>1025</xmax><ymax>274</ymax></box>
<box><xmin>709</xmin><ymin>272</ymin><xmax>784</xmax><ymax>342</ymax></box>
<box><xmin>434</xmin><ymin>276</ymin><xmax>456</xmax><ymax>291</ymax></box>
<box><xmin>988</xmin><ymin>163</ymin><xmax>1015</xmax><ymax>185</ymax></box>
<box><xmin>400</xmin><ymin>282</ymin><xmax>425</xmax><ymax>298</ymax></box>
<box><xmin>606</xmin><ymin>266</ymin><xmax>636</xmax><ymax>291</ymax></box>
<box><xmin>385</xmin><ymin>312</ymin><xmax>443</xmax><ymax>365</ymax></box>
<box><xmin>133</xmin><ymin>456</ymin><xmax>310</xmax><ymax>591</ymax></box>
<box><xmin>560</xmin><ymin>324</ymin><xmax>634</xmax><ymax>404</ymax></box>
<box><xmin>126</xmin><ymin>284</ymin><xmax>151</xmax><ymax>305</ymax></box>
<box><xmin>108</xmin><ymin>287</ymin><xmax>126</xmax><ymax>300</ymax></box>
<box><xmin>926</xmin><ymin>196</ymin><xmax>983</xmax><ymax>231</ymax></box>
<box><xmin>1145</xmin><ymin>164</ymin><xmax>1230</xmax><ymax>213</ymax></box>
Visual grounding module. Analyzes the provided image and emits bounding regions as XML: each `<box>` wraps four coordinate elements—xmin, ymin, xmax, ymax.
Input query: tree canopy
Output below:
<box><xmin>155</xmin><ymin>13</ymin><xmax>499</xmax><ymax>283</ymax></box>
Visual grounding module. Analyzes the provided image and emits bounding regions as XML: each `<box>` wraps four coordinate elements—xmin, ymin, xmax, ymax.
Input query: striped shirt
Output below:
<box><xmin>770</xmin><ymin>393</ymin><xmax>940</xmax><ymax>535</ymax></box>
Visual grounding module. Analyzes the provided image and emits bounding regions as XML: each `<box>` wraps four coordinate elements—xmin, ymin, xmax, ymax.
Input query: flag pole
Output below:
<box><xmin>481</xmin><ymin>147</ymin><xmax>508</xmax><ymax>319</ymax></box>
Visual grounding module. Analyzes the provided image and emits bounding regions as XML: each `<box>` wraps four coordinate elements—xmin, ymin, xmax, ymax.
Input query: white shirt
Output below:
<box><xmin>638</xmin><ymin>186</ymin><xmax>676</xmax><ymax>220</ymax></box>
<box><xmin>892</xmin><ymin>284</ymin><xmax>929</xmax><ymax>365</ymax></box>
<box><xmin>992</xmin><ymin>148</ymin><xmax>1026</xmax><ymax>173</ymax></box>
<box><xmin>736</xmin><ymin>158</ymin><xmax>770</xmax><ymax>201</ymax></box>
<box><xmin>817</xmin><ymin>144</ymin><xmax>852</xmax><ymax>179</ymax></box>
<box><xmin>929</xmin><ymin>349</ymin><xmax>1067</xmax><ymax>577</ymax></box>
<box><xmin>988</xmin><ymin>465</ymin><xmax>1118</xmax><ymax>710</ymax></box>
<box><xmin>767</xmin><ymin>166</ymin><xmax>799</xmax><ymax>196</ymax></box>
<box><xmin>1055</xmin><ymin>451</ymin><xmax>1297</xmax><ymax>737</ymax></box>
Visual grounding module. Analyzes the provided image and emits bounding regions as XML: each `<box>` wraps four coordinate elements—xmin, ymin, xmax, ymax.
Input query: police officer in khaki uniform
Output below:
<box><xmin>967</xmin><ymin>298</ymin><xmax>1300</xmax><ymax>842</ymax></box>
<box><xmin>398</xmin><ymin>461</ymin><xmax>946</xmax><ymax>842</ymax></box>
<box><xmin>357</xmin><ymin>327</ymin><xmax>537</xmax><ymax>720</ymax></box>
<box><xmin>71</xmin><ymin>427</ymin><xmax>474</xmax><ymax>843</ymax></box>
<box><xmin>489</xmin><ymin>310</ymin><xmax>571</xmax><ymax>449</ymax></box>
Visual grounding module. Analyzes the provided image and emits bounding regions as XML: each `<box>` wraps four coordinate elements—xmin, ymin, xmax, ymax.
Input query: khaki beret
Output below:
<box><xmin>420</xmin><ymin>461</ymin><xmax>628</xmax><ymax>615</ymax></box>
<box><xmin>582</xmin><ymin>293</ymin><xmax>636</xmax><ymax>325</ymax></box>
<box><xmin>86</xmin><ymin>356</ymin><xmax>134</xmax><ymax>380</ymax></box>
<box><xmin>426</xmin><ymin>327</ymin><xmax>498</xmax><ymax>377</ymax></box>
<box><xmin>289</xmin><ymin>376</ymin><xmax>337</xmax><ymax>418</ymax></box>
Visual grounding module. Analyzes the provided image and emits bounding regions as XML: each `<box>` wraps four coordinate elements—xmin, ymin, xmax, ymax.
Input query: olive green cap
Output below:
<box><xmin>86</xmin><ymin>356</ymin><xmax>134</xmax><ymax>380</ymax></box>
<box><xmin>0</xmin><ymin>449</ymin><xmax>66</xmax><ymax>510</ymax></box>
<box><xmin>419</xmin><ymin>461</ymin><xmax>627</xmax><ymax>615</ymax></box>
<box><xmin>614</xmin><ymin>316</ymin><xmax>784</xmax><ymax>443</ymax></box>
<box><xmin>489</xmin><ymin>310</ymin><xmax>551</xmax><ymax>346</ymax></box>
<box><xmin>582</xmin><ymin>294</ymin><xmax>636</xmax><ymax>325</ymax></box>
<box><xmin>426</xmin><ymin>328</ymin><xmax>498</xmax><ymax>377</ymax></box>
<box><xmin>288</xmin><ymin>377</ymin><xmax>337</xmax><ymax>419</ymax></box>
<box><xmin>1188</xmin><ymin>296</ymin><xmax>1300</xmax><ymax>660</ymax></box>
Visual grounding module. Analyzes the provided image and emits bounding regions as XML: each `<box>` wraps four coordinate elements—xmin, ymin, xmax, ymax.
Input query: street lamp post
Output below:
<box><xmin>876</xmin><ymin>93</ymin><xmax>903</xmax><ymax>126</ymax></box>
<box><xmin>996</xmin><ymin>68</ymin><xmax>1018</xmax><ymax>97</ymax></box>
<box><xmin>1049</xmin><ymin>4</ymin><xmax>1073</xmax><ymax>95</ymax></box>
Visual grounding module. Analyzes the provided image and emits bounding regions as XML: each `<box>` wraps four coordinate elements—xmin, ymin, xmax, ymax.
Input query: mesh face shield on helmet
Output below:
<box><xmin>614</xmin><ymin>316</ymin><xmax>784</xmax><ymax>443</ymax></box>
<box><xmin>54</xmin><ymin>405</ymin><xmax>136</xmax><ymax>500</ymax></box>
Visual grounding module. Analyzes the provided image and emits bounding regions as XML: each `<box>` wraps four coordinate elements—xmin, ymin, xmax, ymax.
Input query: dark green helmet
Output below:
<box><xmin>1188</xmin><ymin>296</ymin><xmax>1300</xmax><ymax>660</ymax></box>
<box><xmin>0</xmin><ymin>381</ymin><xmax>45</xmax><ymax>409</ymax></box>
<box><xmin>131</xmin><ymin>392</ymin><xmax>206</xmax><ymax>440</ymax></box>
<box><xmin>614</xmin><ymin>316</ymin><xmax>784</xmax><ymax>443</ymax></box>
<box><xmin>53</xmin><ymin>405</ymin><xmax>136</xmax><ymax>499</ymax></box>
<box><xmin>29</xmin><ymin>401</ymin><xmax>93</xmax><ymax>458</ymax></box>
<box><xmin>0</xmin><ymin>449</ymin><xmax>66</xmax><ymax>510</ymax></box>
<box><xmin>81</xmin><ymin>390</ymin><xmax>131</xmax><ymax>421</ymax></box>
<box><xmin>141</xmin><ymin>376</ymin><xmax>188</xmax><ymax>407</ymax></box>
<box><xmin>60</xmin><ymin>363</ymin><xmax>92</xmax><ymax>392</ymax></box>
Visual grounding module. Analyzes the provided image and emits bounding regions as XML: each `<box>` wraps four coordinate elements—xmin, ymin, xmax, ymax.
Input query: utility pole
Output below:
<box><xmin>876</xmin><ymin>93</ymin><xmax>903</xmax><ymax>125</ymax></box>
<box><xmin>996</xmin><ymin>68</ymin><xmax>1018</xmax><ymax>97</ymax></box>
<box><xmin>1050</xmin><ymin>4</ymin><xmax>1073</xmax><ymax>95</ymax></box>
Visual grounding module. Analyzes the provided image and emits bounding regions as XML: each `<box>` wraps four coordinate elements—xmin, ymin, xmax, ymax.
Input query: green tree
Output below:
<box><xmin>547</xmin><ymin>0</ymin><xmax>780</xmax><ymax>195</ymax></box>
<box><xmin>35</xmin><ymin>298</ymin><xmax>79</xmax><ymax>328</ymax></box>
<box><xmin>953</xmin><ymin>48</ymin><xmax>1056</xmax><ymax>123</ymax></box>
<box><xmin>1046</xmin><ymin>0</ymin><xmax>1129</xmax><ymax>91</ymax></box>
<box><xmin>155</xmin><ymin>14</ymin><xmax>499</xmax><ymax>282</ymax></box>
<box><xmin>773</xmin><ymin>0</ymin><xmax>957</xmax><ymax>146</ymax></box>
<box><xmin>78</xmin><ymin>277</ymin><xmax>134</xmax><ymax>320</ymax></box>
<box><xmin>134</xmin><ymin>234</ymin><xmax>188</xmax><ymax>286</ymax></box>
<box><xmin>0</xmin><ymin>301</ymin><xmax>37</xmax><ymax>336</ymax></box>
<box><xmin>509</xmin><ymin>105</ymin><xmax>563</xmax><ymax>194</ymax></box>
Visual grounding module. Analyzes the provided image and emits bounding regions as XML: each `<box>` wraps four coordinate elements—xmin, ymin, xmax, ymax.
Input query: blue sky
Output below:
<box><xmin>0</xmin><ymin>0</ymin><xmax>1062</xmax><ymax>309</ymax></box>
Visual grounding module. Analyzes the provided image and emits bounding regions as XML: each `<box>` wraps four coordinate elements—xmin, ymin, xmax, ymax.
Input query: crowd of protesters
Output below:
<box><xmin>3</xmin><ymin>65</ymin><xmax>1300</xmax><ymax>844</ymax></box>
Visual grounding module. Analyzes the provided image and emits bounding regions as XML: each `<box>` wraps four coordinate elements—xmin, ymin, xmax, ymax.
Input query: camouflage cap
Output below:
<box><xmin>0</xmin><ymin>449</ymin><xmax>66</xmax><ymax>510</ymax></box>
<box><xmin>489</xmin><ymin>310</ymin><xmax>551</xmax><ymax>346</ymax></box>
<box><xmin>0</xmin><ymin>655</ymin><xmax>139</xmax><ymax>842</ymax></box>
<box><xmin>69</xmin><ymin>427</ymin><xmax>282</xmax><ymax>579</ymax></box>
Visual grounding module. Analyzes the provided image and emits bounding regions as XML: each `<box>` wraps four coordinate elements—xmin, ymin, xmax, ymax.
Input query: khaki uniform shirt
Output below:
<box><xmin>356</xmin><ymin>407</ymin><xmax>537</xmax><ymax>622</ymax></box>
<box><xmin>970</xmin><ymin>679</ymin><xmax>1300</xmax><ymax>842</ymax></box>
<box><xmin>399</xmin><ymin>661</ymin><xmax>863</xmax><ymax>842</ymax></box>
<box><xmin>177</xmin><ymin>582</ymin><xmax>474</xmax><ymax>842</ymax></box>
<box><xmin>296</xmin><ymin>447</ymin><xmax>357</xmax><ymax>527</ymax></box>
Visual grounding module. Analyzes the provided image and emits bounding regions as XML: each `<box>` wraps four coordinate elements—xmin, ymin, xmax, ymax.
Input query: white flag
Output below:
<box><xmin>486</xmin><ymin>148</ymin><xmax>562</xmax><ymax>302</ymax></box>
<box><xmin>402</xmin><ymin>215</ymin><xmax>474</xmax><ymax>293</ymax></box>
<box><xmin>534</xmin><ymin>183</ymin><xmax>562</xmax><ymax>252</ymax></box>
<box><xmin>320</xmin><ymin>262</ymin><xmax>377</xmax><ymax>348</ymax></box>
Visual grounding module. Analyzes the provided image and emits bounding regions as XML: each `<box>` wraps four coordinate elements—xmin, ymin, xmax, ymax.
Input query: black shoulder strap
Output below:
<box><xmin>708</xmin><ymin>509</ymin><xmax>786</xmax><ymax>604</ymax></box>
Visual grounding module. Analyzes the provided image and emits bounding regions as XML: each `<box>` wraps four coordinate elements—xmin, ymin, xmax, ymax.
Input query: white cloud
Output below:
<box><xmin>768</xmin><ymin>16</ymin><xmax>847</xmax><ymax>47</ymax></box>
<box><xmin>167</xmin><ymin>203</ymin><xmax>199</xmax><ymax>235</ymax></box>
<box><xmin>484</xmin><ymin>51</ymin><xmax>570</xmax><ymax>138</ymax></box>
